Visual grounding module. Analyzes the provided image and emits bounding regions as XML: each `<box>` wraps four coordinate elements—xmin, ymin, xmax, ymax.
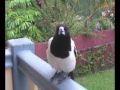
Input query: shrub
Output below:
<box><xmin>6</xmin><ymin>0</ymin><xmax>43</xmax><ymax>42</ymax></box>
<box><xmin>100</xmin><ymin>18</ymin><xmax>114</xmax><ymax>29</ymax></box>
<box><xmin>74</xmin><ymin>44</ymin><xmax>114</xmax><ymax>76</ymax></box>
<box><xmin>6</xmin><ymin>0</ymin><xmax>114</xmax><ymax>42</ymax></box>
<box><xmin>36</xmin><ymin>0</ymin><xmax>79</xmax><ymax>41</ymax></box>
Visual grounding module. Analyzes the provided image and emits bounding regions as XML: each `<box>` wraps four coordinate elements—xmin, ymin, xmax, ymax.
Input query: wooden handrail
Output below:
<box><xmin>5</xmin><ymin>38</ymin><xmax>87</xmax><ymax>90</ymax></box>
<box><xmin>17</xmin><ymin>50</ymin><xmax>87</xmax><ymax>90</ymax></box>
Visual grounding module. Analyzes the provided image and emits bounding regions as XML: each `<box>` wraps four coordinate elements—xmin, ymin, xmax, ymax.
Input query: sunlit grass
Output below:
<box><xmin>76</xmin><ymin>68</ymin><xmax>115</xmax><ymax>90</ymax></box>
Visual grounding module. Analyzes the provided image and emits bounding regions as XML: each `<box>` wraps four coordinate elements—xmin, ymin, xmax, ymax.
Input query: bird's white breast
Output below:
<box><xmin>46</xmin><ymin>37</ymin><xmax>76</xmax><ymax>73</ymax></box>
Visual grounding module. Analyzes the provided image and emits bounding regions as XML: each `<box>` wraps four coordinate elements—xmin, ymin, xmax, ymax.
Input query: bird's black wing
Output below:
<box><xmin>74</xmin><ymin>46</ymin><xmax>77</xmax><ymax>57</ymax></box>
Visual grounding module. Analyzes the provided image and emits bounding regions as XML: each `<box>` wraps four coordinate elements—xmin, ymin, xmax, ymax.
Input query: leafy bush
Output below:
<box><xmin>36</xmin><ymin>0</ymin><xmax>79</xmax><ymax>41</ymax></box>
<box><xmin>6</xmin><ymin>0</ymin><xmax>44</xmax><ymax>42</ymax></box>
<box><xmin>100</xmin><ymin>18</ymin><xmax>114</xmax><ymax>29</ymax></box>
<box><xmin>6</xmin><ymin>0</ymin><xmax>114</xmax><ymax>42</ymax></box>
<box><xmin>36</xmin><ymin>3</ymin><xmax>96</xmax><ymax>39</ymax></box>
<box><xmin>74</xmin><ymin>44</ymin><xmax>114</xmax><ymax>76</ymax></box>
<box><xmin>80</xmin><ymin>17</ymin><xmax>114</xmax><ymax>34</ymax></box>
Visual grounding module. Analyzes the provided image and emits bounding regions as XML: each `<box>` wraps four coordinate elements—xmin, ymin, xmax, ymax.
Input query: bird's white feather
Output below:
<box><xmin>46</xmin><ymin>37</ymin><xmax>76</xmax><ymax>73</ymax></box>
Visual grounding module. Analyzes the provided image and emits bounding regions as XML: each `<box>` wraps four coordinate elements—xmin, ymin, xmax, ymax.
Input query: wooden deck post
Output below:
<box><xmin>8</xmin><ymin>38</ymin><xmax>35</xmax><ymax>90</ymax></box>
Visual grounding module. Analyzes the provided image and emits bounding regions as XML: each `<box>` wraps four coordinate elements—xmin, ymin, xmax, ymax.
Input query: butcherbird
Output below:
<box><xmin>46</xmin><ymin>24</ymin><xmax>77</xmax><ymax>84</ymax></box>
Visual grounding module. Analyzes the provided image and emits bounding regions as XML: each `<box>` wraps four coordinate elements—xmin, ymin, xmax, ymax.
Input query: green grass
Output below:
<box><xmin>76</xmin><ymin>68</ymin><xmax>115</xmax><ymax>90</ymax></box>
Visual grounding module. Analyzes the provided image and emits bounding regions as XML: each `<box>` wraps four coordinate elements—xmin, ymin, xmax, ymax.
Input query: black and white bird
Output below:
<box><xmin>46</xmin><ymin>24</ymin><xmax>77</xmax><ymax>83</ymax></box>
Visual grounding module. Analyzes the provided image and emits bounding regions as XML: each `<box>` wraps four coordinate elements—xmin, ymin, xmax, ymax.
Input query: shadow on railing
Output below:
<box><xmin>5</xmin><ymin>38</ymin><xmax>87</xmax><ymax>90</ymax></box>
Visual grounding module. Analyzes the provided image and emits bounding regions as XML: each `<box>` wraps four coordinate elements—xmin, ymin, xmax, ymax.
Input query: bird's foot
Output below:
<box><xmin>50</xmin><ymin>71</ymin><xmax>68</xmax><ymax>84</ymax></box>
<box><xmin>57</xmin><ymin>71</ymin><xmax>68</xmax><ymax>84</ymax></box>
<box><xmin>50</xmin><ymin>71</ymin><xmax>58</xmax><ymax>82</ymax></box>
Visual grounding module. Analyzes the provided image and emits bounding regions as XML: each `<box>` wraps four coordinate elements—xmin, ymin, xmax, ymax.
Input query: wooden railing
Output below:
<box><xmin>5</xmin><ymin>38</ymin><xmax>87</xmax><ymax>90</ymax></box>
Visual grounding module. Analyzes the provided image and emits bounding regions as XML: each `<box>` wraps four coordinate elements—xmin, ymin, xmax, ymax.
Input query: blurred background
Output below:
<box><xmin>5</xmin><ymin>0</ymin><xmax>115</xmax><ymax>90</ymax></box>
<box><xmin>5</xmin><ymin>0</ymin><xmax>114</xmax><ymax>42</ymax></box>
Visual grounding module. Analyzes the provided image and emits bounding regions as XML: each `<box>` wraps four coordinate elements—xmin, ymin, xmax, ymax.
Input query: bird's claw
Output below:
<box><xmin>50</xmin><ymin>71</ymin><xmax>68</xmax><ymax>84</ymax></box>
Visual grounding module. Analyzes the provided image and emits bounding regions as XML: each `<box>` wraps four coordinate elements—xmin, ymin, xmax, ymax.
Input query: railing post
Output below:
<box><xmin>8</xmin><ymin>38</ymin><xmax>35</xmax><ymax>90</ymax></box>
<box><xmin>5</xmin><ymin>48</ymin><xmax>13</xmax><ymax>90</ymax></box>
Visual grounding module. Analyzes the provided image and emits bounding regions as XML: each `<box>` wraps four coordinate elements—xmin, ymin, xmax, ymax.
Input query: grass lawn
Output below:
<box><xmin>76</xmin><ymin>68</ymin><xmax>115</xmax><ymax>90</ymax></box>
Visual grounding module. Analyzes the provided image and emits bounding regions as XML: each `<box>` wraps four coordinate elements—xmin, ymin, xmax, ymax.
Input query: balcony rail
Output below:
<box><xmin>5</xmin><ymin>38</ymin><xmax>87</xmax><ymax>90</ymax></box>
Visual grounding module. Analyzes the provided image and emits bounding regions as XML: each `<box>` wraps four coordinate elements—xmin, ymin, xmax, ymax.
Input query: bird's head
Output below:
<box><xmin>55</xmin><ymin>24</ymin><xmax>70</xmax><ymax>37</ymax></box>
<box><xmin>51</xmin><ymin>24</ymin><xmax>71</xmax><ymax>58</ymax></box>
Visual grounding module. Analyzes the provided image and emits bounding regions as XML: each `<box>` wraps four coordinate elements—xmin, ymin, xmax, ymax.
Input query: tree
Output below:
<box><xmin>6</xmin><ymin>0</ymin><xmax>43</xmax><ymax>42</ymax></box>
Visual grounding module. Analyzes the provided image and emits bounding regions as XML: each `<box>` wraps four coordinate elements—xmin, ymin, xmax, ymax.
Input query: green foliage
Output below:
<box><xmin>74</xmin><ymin>45</ymin><xmax>114</xmax><ymax>76</ymax></box>
<box><xmin>36</xmin><ymin>0</ymin><xmax>96</xmax><ymax>39</ymax></box>
<box><xmin>36</xmin><ymin>0</ymin><xmax>114</xmax><ymax>40</ymax></box>
<box><xmin>6</xmin><ymin>0</ymin><xmax>115</xmax><ymax>42</ymax></box>
<box><xmin>100</xmin><ymin>18</ymin><xmax>114</xmax><ymax>29</ymax></box>
<box><xmin>90</xmin><ymin>17</ymin><xmax>114</xmax><ymax>30</ymax></box>
<box><xmin>69</xmin><ymin>17</ymin><xmax>95</xmax><ymax>37</ymax></box>
<box><xmin>76</xmin><ymin>68</ymin><xmax>115</xmax><ymax>90</ymax></box>
<box><xmin>36</xmin><ymin>0</ymin><xmax>78</xmax><ymax>41</ymax></box>
<box><xmin>6</xmin><ymin>0</ymin><xmax>43</xmax><ymax>42</ymax></box>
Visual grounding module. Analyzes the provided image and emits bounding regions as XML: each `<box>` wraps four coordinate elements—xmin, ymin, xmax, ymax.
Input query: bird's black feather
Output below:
<box><xmin>74</xmin><ymin>47</ymin><xmax>77</xmax><ymax>57</ymax></box>
<box><xmin>68</xmin><ymin>71</ymin><xmax>74</xmax><ymax>80</ymax></box>
<box><xmin>50</xmin><ymin>24</ymin><xmax>71</xmax><ymax>58</ymax></box>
